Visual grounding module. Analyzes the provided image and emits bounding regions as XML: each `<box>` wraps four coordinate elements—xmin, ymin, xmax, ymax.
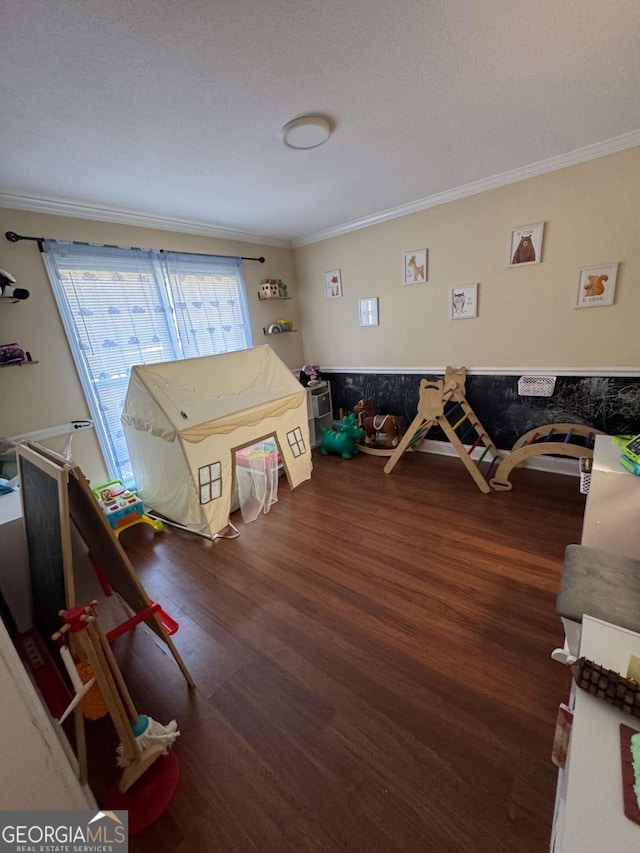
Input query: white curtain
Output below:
<box><xmin>43</xmin><ymin>241</ymin><xmax>252</xmax><ymax>484</ymax></box>
<box><xmin>235</xmin><ymin>441</ymin><xmax>279</xmax><ymax>523</ymax></box>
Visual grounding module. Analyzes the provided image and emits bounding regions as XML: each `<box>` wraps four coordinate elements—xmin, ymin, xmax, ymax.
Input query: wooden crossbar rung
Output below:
<box><xmin>468</xmin><ymin>433</ymin><xmax>485</xmax><ymax>455</ymax></box>
<box><xmin>586</xmin><ymin>431</ymin><xmax>594</xmax><ymax>448</ymax></box>
<box><xmin>545</xmin><ymin>430</ymin><xmax>556</xmax><ymax>442</ymax></box>
<box><xmin>460</xmin><ymin>423</ymin><xmax>476</xmax><ymax>444</ymax></box>
<box><xmin>564</xmin><ymin>429</ymin><xmax>574</xmax><ymax>443</ymax></box>
<box><xmin>477</xmin><ymin>444</ymin><xmax>492</xmax><ymax>464</ymax></box>
<box><xmin>451</xmin><ymin>412</ymin><xmax>470</xmax><ymax>432</ymax></box>
<box><xmin>484</xmin><ymin>456</ymin><xmax>499</xmax><ymax>480</ymax></box>
<box><xmin>445</xmin><ymin>401</ymin><xmax>463</xmax><ymax>419</ymax></box>
<box><xmin>527</xmin><ymin>432</ymin><xmax>540</xmax><ymax>445</ymax></box>
<box><xmin>407</xmin><ymin>431</ymin><xmax>428</xmax><ymax>448</ymax></box>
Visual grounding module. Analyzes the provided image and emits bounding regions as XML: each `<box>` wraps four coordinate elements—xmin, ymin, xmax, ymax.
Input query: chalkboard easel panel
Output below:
<box><xmin>18</xmin><ymin>442</ymin><xmax>194</xmax><ymax>687</ymax></box>
<box><xmin>17</xmin><ymin>445</ymin><xmax>75</xmax><ymax>643</ymax></box>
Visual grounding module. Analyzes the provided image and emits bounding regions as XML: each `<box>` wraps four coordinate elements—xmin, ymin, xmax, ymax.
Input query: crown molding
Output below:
<box><xmin>320</xmin><ymin>366</ymin><xmax>640</xmax><ymax>377</ymax></box>
<box><xmin>2</xmin><ymin>128</ymin><xmax>639</xmax><ymax>250</ymax></box>
<box><xmin>292</xmin><ymin>129</ymin><xmax>640</xmax><ymax>247</ymax></box>
<box><xmin>0</xmin><ymin>192</ymin><xmax>292</xmax><ymax>249</ymax></box>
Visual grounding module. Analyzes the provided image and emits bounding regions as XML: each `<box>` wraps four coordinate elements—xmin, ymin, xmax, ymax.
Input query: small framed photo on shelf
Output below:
<box><xmin>575</xmin><ymin>262</ymin><xmax>618</xmax><ymax>308</ymax></box>
<box><xmin>450</xmin><ymin>283</ymin><xmax>478</xmax><ymax>319</ymax></box>
<box><xmin>403</xmin><ymin>249</ymin><xmax>428</xmax><ymax>284</ymax></box>
<box><xmin>508</xmin><ymin>222</ymin><xmax>544</xmax><ymax>267</ymax></box>
<box><xmin>324</xmin><ymin>269</ymin><xmax>343</xmax><ymax>299</ymax></box>
<box><xmin>359</xmin><ymin>297</ymin><xmax>379</xmax><ymax>326</ymax></box>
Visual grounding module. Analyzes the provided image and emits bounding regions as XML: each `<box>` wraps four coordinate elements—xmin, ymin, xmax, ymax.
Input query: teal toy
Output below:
<box><xmin>612</xmin><ymin>435</ymin><xmax>640</xmax><ymax>476</ymax></box>
<box><xmin>320</xmin><ymin>413</ymin><xmax>365</xmax><ymax>459</ymax></box>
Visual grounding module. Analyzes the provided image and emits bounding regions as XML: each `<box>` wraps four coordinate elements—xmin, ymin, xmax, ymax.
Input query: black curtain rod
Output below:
<box><xmin>4</xmin><ymin>231</ymin><xmax>266</xmax><ymax>263</ymax></box>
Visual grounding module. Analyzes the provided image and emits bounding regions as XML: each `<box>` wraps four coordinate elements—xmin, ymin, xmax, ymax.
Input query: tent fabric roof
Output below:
<box><xmin>126</xmin><ymin>345</ymin><xmax>304</xmax><ymax>435</ymax></box>
<box><xmin>123</xmin><ymin>345</ymin><xmax>305</xmax><ymax>440</ymax></box>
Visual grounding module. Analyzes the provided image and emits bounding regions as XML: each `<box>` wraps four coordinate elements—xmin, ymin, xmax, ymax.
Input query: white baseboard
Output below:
<box><xmin>418</xmin><ymin>438</ymin><xmax>580</xmax><ymax>478</ymax></box>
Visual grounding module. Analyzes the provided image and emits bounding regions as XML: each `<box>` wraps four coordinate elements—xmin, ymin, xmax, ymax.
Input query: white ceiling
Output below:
<box><xmin>1</xmin><ymin>0</ymin><xmax>639</xmax><ymax>246</ymax></box>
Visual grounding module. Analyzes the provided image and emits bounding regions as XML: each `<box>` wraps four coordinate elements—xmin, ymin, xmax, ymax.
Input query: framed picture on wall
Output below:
<box><xmin>324</xmin><ymin>269</ymin><xmax>343</xmax><ymax>299</ymax></box>
<box><xmin>508</xmin><ymin>222</ymin><xmax>544</xmax><ymax>267</ymax></box>
<box><xmin>403</xmin><ymin>249</ymin><xmax>428</xmax><ymax>284</ymax></box>
<box><xmin>575</xmin><ymin>262</ymin><xmax>618</xmax><ymax>308</ymax></box>
<box><xmin>359</xmin><ymin>297</ymin><xmax>379</xmax><ymax>326</ymax></box>
<box><xmin>450</xmin><ymin>283</ymin><xmax>478</xmax><ymax>319</ymax></box>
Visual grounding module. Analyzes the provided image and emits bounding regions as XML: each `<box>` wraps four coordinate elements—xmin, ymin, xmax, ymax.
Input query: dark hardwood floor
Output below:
<box><xmin>93</xmin><ymin>450</ymin><xmax>585</xmax><ymax>852</ymax></box>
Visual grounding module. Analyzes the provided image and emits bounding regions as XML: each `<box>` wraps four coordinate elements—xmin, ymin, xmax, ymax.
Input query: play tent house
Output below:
<box><xmin>121</xmin><ymin>345</ymin><xmax>312</xmax><ymax>537</ymax></box>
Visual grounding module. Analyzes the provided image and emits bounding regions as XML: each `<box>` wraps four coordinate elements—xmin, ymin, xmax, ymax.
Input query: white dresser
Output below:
<box><xmin>551</xmin><ymin>616</ymin><xmax>640</xmax><ymax>851</ymax></box>
<box><xmin>551</xmin><ymin>434</ymin><xmax>640</xmax><ymax>850</ymax></box>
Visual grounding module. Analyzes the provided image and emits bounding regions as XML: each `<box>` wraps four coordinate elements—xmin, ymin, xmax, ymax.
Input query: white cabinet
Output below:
<box><xmin>581</xmin><ymin>435</ymin><xmax>640</xmax><ymax>559</ymax></box>
<box><xmin>551</xmin><ymin>616</ymin><xmax>640</xmax><ymax>851</ymax></box>
<box><xmin>306</xmin><ymin>382</ymin><xmax>332</xmax><ymax>448</ymax></box>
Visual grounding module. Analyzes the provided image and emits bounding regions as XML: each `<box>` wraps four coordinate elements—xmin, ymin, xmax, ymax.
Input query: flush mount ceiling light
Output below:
<box><xmin>282</xmin><ymin>116</ymin><xmax>331</xmax><ymax>150</ymax></box>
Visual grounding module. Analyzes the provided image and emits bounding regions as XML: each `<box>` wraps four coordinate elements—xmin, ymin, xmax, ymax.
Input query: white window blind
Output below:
<box><xmin>43</xmin><ymin>241</ymin><xmax>252</xmax><ymax>484</ymax></box>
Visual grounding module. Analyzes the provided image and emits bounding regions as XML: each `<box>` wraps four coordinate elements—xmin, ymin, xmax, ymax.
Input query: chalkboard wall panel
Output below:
<box><xmin>19</xmin><ymin>455</ymin><xmax>67</xmax><ymax>641</ymax></box>
<box><xmin>326</xmin><ymin>372</ymin><xmax>640</xmax><ymax>449</ymax></box>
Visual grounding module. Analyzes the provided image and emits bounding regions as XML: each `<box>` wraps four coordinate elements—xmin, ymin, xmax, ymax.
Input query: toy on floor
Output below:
<box><xmin>320</xmin><ymin>413</ymin><xmax>364</xmax><ymax>459</ymax></box>
<box><xmin>384</xmin><ymin>366</ymin><xmax>501</xmax><ymax>493</ymax></box>
<box><xmin>93</xmin><ymin>480</ymin><xmax>163</xmax><ymax>537</ymax></box>
<box><xmin>353</xmin><ymin>398</ymin><xmax>402</xmax><ymax>447</ymax></box>
<box><xmin>490</xmin><ymin>423</ymin><xmax>605</xmax><ymax>491</ymax></box>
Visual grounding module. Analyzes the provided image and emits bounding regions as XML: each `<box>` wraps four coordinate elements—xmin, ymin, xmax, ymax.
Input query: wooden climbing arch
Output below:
<box><xmin>490</xmin><ymin>422</ymin><xmax>605</xmax><ymax>491</ymax></box>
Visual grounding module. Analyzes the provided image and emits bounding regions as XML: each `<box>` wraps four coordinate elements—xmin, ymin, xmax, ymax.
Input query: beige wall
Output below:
<box><xmin>2</xmin><ymin>147</ymin><xmax>638</xmax><ymax>483</ymax></box>
<box><xmin>0</xmin><ymin>209</ymin><xmax>301</xmax><ymax>484</ymax></box>
<box><xmin>294</xmin><ymin>147</ymin><xmax>640</xmax><ymax>371</ymax></box>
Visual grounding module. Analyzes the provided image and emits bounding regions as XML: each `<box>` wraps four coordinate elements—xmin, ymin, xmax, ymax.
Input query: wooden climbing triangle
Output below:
<box><xmin>383</xmin><ymin>366</ymin><xmax>501</xmax><ymax>493</ymax></box>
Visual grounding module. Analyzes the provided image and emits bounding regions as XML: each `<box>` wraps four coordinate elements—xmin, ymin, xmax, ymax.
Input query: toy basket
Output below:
<box><xmin>579</xmin><ymin>457</ymin><xmax>592</xmax><ymax>494</ymax></box>
<box><xmin>517</xmin><ymin>375</ymin><xmax>556</xmax><ymax>397</ymax></box>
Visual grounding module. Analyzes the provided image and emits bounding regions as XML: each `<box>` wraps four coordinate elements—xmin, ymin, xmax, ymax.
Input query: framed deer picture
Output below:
<box><xmin>403</xmin><ymin>249</ymin><xmax>428</xmax><ymax>284</ymax></box>
<box><xmin>508</xmin><ymin>222</ymin><xmax>544</xmax><ymax>267</ymax></box>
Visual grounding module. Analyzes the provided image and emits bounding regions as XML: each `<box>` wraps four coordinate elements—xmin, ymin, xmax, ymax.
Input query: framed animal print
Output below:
<box><xmin>403</xmin><ymin>249</ymin><xmax>428</xmax><ymax>284</ymax></box>
<box><xmin>450</xmin><ymin>283</ymin><xmax>478</xmax><ymax>319</ymax></box>
<box><xmin>324</xmin><ymin>269</ymin><xmax>343</xmax><ymax>299</ymax></box>
<box><xmin>508</xmin><ymin>222</ymin><xmax>544</xmax><ymax>267</ymax></box>
<box><xmin>575</xmin><ymin>262</ymin><xmax>618</xmax><ymax>308</ymax></box>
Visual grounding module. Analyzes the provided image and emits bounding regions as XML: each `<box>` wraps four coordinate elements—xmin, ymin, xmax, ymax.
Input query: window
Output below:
<box><xmin>287</xmin><ymin>427</ymin><xmax>306</xmax><ymax>458</ymax></box>
<box><xmin>198</xmin><ymin>462</ymin><xmax>222</xmax><ymax>504</ymax></box>
<box><xmin>43</xmin><ymin>241</ymin><xmax>252</xmax><ymax>484</ymax></box>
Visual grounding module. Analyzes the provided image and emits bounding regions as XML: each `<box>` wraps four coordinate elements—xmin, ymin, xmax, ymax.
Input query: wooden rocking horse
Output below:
<box><xmin>353</xmin><ymin>398</ymin><xmax>403</xmax><ymax>455</ymax></box>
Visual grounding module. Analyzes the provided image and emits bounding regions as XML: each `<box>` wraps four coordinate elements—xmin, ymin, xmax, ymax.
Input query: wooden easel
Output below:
<box><xmin>16</xmin><ymin>442</ymin><xmax>194</xmax><ymax>687</ymax></box>
<box><xmin>53</xmin><ymin>602</ymin><xmax>168</xmax><ymax>792</ymax></box>
<box><xmin>383</xmin><ymin>367</ymin><xmax>501</xmax><ymax>493</ymax></box>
